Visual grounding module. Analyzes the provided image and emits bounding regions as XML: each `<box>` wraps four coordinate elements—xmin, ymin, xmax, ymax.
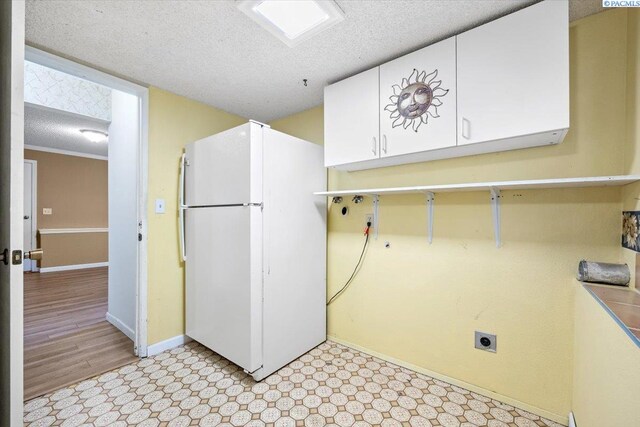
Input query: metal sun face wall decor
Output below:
<box><xmin>385</xmin><ymin>68</ymin><xmax>449</xmax><ymax>132</ymax></box>
<box><xmin>622</xmin><ymin>211</ymin><xmax>640</xmax><ymax>252</ymax></box>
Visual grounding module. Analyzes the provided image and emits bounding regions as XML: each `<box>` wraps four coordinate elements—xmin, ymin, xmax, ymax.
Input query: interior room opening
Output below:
<box><xmin>22</xmin><ymin>58</ymin><xmax>141</xmax><ymax>399</ymax></box>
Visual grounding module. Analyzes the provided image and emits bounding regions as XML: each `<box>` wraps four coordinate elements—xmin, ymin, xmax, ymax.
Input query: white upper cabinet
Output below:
<box><xmin>379</xmin><ymin>38</ymin><xmax>457</xmax><ymax>157</ymax></box>
<box><xmin>324</xmin><ymin>67</ymin><xmax>380</xmax><ymax>167</ymax></box>
<box><xmin>323</xmin><ymin>0</ymin><xmax>569</xmax><ymax>171</ymax></box>
<box><xmin>456</xmin><ymin>0</ymin><xmax>569</xmax><ymax>146</ymax></box>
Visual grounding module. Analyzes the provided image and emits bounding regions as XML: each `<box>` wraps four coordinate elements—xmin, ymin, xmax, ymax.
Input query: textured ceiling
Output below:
<box><xmin>25</xmin><ymin>103</ymin><xmax>110</xmax><ymax>157</ymax></box>
<box><xmin>25</xmin><ymin>0</ymin><xmax>605</xmax><ymax>122</ymax></box>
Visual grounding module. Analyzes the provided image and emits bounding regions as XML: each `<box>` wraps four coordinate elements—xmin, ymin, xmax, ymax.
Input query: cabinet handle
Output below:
<box><xmin>372</xmin><ymin>137</ymin><xmax>377</xmax><ymax>155</ymax></box>
<box><xmin>462</xmin><ymin>118</ymin><xmax>471</xmax><ymax>140</ymax></box>
<box><xmin>382</xmin><ymin>134</ymin><xmax>388</xmax><ymax>154</ymax></box>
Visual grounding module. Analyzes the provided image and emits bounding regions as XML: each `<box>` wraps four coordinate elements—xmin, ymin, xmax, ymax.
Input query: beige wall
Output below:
<box><xmin>146</xmin><ymin>87</ymin><xmax>246</xmax><ymax>345</ymax></box>
<box><xmin>269</xmin><ymin>10</ymin><xmax>636</xmax><ymax>423</ymax></box>
<box><xmin>24</xmin><ymin>149</ymin><xmax>108</xmax><ymax>268</ymax></box>
<box><xmin>25</xmin><ymin>149</ymin><xmax>108</xmax><ymax>228</ymax></box>
<box><xmin>38</xmin><ymin>233</ymin><xmax>108</xmax><ymax>268</ymax></box>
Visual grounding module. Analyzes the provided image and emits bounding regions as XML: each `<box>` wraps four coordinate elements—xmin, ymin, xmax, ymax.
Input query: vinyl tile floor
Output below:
<box><xmin>23</xmin><ymin>340</ymin><xmax>564</xmax><ymax>427</ymax></box>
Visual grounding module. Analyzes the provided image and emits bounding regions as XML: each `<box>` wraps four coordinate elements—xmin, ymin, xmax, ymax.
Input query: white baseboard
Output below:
<box><xmin>328</xmin><ymin>335</ymin><xmax>568</xmax><ymax>426</ymax></box>
<box><xmin>569</xmin><ymin>412</ymin><xmax>577</xmax><ymax>427</ymax></box>
<box><xmin>147</xmin><ymin>334</ymin><xmax>192</xmax><ymax>357</ymax></box>
<box><xmin>106</xmin><ymin>312</ymin><xmax>135</xmax><ymax>341</ymax></box>
<box><xmin>39</xmin><ymin>261</ymin><xmax>108</xmax><ymax>273</ymax></box>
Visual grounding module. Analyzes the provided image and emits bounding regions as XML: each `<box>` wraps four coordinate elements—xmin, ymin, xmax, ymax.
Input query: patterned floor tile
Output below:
<box><xmin>24</xmin><ymin>341</ymin><xmax>565</xmax><ymax>427</ymax></box>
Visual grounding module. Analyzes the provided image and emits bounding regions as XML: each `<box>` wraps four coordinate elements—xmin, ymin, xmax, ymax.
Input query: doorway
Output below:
<box><xmin>20</xmin><ymin>48</ymin><xmax>149</xmax><ymax>400</ymax></box>
<box><xmin>1</xmin><ymin>8</ymin><xmax>148</xmax><ymax>418</ymax></box>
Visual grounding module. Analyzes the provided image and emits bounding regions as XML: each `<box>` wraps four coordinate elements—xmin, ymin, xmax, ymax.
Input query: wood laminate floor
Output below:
<box><xmin>24</xmin><ymin>267</ymin><xmax>137</xmax><ymax>400</ymax></box>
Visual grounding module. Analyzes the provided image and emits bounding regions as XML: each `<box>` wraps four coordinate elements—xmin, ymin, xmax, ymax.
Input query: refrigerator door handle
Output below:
<box><xmin>180</xmin><ymin>153</ymin><xmax>187</xmax><ymax>209</ymax></box>
<box><xmin>179</xmin><ymin>207</ymin><xmax>186</xmax><ymax>261</ymax></box>
<box><xmin>179</xmin><ymin>153</ymin><xmax>187</xmax><ymax>261</ymax></box>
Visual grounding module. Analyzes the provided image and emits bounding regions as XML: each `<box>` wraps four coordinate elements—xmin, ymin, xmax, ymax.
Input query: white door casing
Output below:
<box><xmin>25</xmin><ymin>46</ymin><xmax>150</xmax><ymax>357</ymax></box>
<box><xmin>0</xmin><ymin>1</ymin><xmax>25</xmax><ymax>424</ymax></box>
<box><xmin>379</xmin><ymin>37</ymin><xmax>457</xmax><ymax>157</ymax></box>
<box><xmin>23</xmin><ymin>160</ymin><xmax>36</xmax><ymax>272</ymax></box>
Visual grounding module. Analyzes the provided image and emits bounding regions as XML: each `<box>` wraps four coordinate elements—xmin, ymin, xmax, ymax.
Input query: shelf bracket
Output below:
<box><xmin>425</xmin><ymin>192</ymin><xmax>435</xmax><ymax>244</ymax></box>
<box><xmin>490</xmin><ymin>187</ymin><xmax>501</xmax><ymax>248</ymax></box>
<box><xmin>372</xmin><ymin>195</ymin><xmax>380</xmax><ymax>240</ymax></box>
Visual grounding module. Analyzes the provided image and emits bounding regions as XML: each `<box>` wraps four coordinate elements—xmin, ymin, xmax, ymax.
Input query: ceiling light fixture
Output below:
<box><xmin>80</xmin><ymin>129</ymin><xmax>108</xmax><ymax>143</ymax></box>
<box><xmin>237</xmin><ymin>0</ymin><xmax>345</xmax><ymax>47</ymax></box>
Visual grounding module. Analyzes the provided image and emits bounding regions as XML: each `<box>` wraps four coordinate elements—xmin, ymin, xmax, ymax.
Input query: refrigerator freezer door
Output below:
<box><xmin>185</xmin><ymin>205</ymin><xmax>263</xmax><ymax>373</ymax></box>
<box><xmin>184</xmin><ymin>122</ymin><xmax>263</xmax><ymax>207</ymax></box>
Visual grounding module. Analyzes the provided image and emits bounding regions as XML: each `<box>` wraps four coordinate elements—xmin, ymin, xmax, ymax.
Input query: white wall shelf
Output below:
<box><xmin>315</xmin><ymin>175</ymin><xmax>640</xmax><ymax>247</ymax></box>
<box><xmin>314</xmin><ymin>175</ymin><xmax>640</xmax><ymax>197</ymax></box>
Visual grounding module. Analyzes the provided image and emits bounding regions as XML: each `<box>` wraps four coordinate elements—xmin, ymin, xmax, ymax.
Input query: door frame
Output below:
<box><xmin>24</xmin><ymin>46</ymin><xmax>150</xmax><ymax>357</ymax></box>
<box><xmin>23</xmin><ymin>159</ymin><xmax>37</xmax><ymax>272</ymax></box>
<box><xmin>2</xmin><ymin>0</ymin><xmax>25</xmax><ymax>423</ymax></box>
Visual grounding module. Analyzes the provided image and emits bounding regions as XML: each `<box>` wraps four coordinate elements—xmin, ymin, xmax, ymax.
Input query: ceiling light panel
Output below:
<box><xmin>80</xmin><ymin>129</ymin><xmax>108</xmax><ymax>143</ymax></box>
<box><xmin>237</xmin><ymin>0</ymin><xmax>344</xmax><ymax>47</ymax></box>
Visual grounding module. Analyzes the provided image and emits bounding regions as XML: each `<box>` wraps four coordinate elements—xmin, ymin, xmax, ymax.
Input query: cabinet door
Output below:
<box><xmin>324</xmin><ymin>67</ymin><xmax>380</xmax><ymax>167</ymax></box>
<box><xmin>457</xmin><ymin>0</ymin><xmax>569</xmax><ymax>145</ymax></box>
<box><xmin>379</xmin><ymin>37</ymin><xmax>456</xmax><ymax>157</ymax></box>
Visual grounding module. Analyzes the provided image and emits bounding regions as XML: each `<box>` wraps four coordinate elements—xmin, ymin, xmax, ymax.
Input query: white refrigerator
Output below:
<box><xmin>179</xmin><ymin>121</ymin><xmax>326</xmax><ymax>381</ymax></box>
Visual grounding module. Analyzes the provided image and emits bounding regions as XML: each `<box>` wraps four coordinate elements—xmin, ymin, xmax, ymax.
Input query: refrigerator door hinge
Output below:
<box><xmin>244</xmin><ymin>365</ymin><xmax>264</xmax><ymax>376</ymax></box>
<box><xmin>249</xmin><ymin>119</ymin><xmax>270</xmax><ymax>129</ymax></box>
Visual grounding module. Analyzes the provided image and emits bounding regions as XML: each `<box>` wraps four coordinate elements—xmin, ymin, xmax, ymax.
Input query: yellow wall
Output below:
<box><xmin>623</xmin><ymin>10</ymin><xmax>640</xmax><ymax>287</ymax></box>
<box><xmin>270</xmin><ymin>106</ymin><xmax>324</xmax><ymax>147</ymax></box>
<box><xmin>270</xmin><ymin>10</ymin><xmax>635</xmax><ymax>423</ymax></box>
<box><xmin>572</xmin><ymin>285</ymin><xmax>640</xmax><ymax>427</ymax></box>
<box><xmin>625</xmin><ymin>9</ymin><xmax>640</xmax><ymax>176</ymax></box>
<box><xmin>147</xmin><ymin>87</ymin><xmax>245</xmax><ymax>344</ymax></box>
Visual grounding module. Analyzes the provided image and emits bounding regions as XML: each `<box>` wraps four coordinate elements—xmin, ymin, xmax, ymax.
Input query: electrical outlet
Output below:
<box><xmin>42</xmin><ymin>208</ymin><xmax>52</xmax><ymax>215</ymax></box>
<box><xmin>475</xmin><ymin>331</ymin><xmax>497</xmax><ymax>352</ymax></box>
<box><xmin>365</xmin><ymin>214</ymin><xmax>373</xmax><ymax>225</ymax></box>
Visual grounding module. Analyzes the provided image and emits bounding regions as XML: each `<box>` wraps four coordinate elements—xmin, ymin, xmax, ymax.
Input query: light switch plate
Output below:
<box><xmin>43</xmin><ymin>208</ymin><xmax>52</xmax><ymax>215</ymax></box>
<box><xmin>155</xmin><ymin>199</ymin><xmax>166</xmax><ymax>214</ymax></box>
